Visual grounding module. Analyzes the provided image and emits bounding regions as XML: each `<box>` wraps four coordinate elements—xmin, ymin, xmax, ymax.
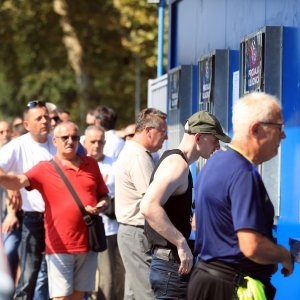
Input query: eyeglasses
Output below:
<box><xmin>260</xmin><ymin>122</ymin><xmax>284</xmax><ymax>132</ymax></box>
<box><xmin>50</xmin><ymin>116</ymin><xmax>61</xmax><ymax>123</ymax></box>
<box><xmin>124</xmin><ymin>133</ymin><xmax>135</xmax><ymax>140</ymax></box>
<box><xmin>55</xmin><ymin>135</ymin><xmax>80</xmax><ymax>142</ymax></box>
<box><xmin>149</xmin><ymin>126</ymin><xmax>168</xmax><ymax>135</ymax></box>
<box><xmin>27</xmin><ymin>100</ymin><xmax>46</xmax><ymax>109</ymax></box>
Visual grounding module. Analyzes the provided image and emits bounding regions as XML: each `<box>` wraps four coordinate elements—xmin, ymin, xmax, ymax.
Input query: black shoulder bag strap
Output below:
<box><xmin>50</xmin><ymin>159</ymin><xmax>93</xmax><ymax>226</ymax></box>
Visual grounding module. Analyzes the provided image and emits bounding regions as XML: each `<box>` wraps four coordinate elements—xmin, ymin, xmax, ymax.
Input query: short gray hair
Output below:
<box><xmin>135</xmin><ymin>108</ymin><xmax>167</xmax><ymax>132</ymax></box>
<box><xmin>232</xmin><ymin>92</ymin><xmax>281</xmax><ymax>140</ymax></box>
<box><xmin>84</xmin><ymin>125</ymin><xmax>105</xmax><ymax>136</ymax></box>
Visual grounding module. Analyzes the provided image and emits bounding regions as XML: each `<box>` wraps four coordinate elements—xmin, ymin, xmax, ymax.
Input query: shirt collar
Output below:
<box><xmin>228</xmin><ymin>144</ymin><xmax>254</xmax><ymax>164</ymax></box>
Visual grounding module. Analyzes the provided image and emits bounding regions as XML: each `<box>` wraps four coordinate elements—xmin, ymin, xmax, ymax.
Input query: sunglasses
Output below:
<box><xmin>27</xmin><ymin>100</ymin><xmax>46</xmax><ymax>109</ymax></box>
<box><xmin>55</xmin><ymin>135</ymin><xmax>80</xmax><ymax>142</ymax></box>
<box><xmin>124</xmin><ymin>133</ymin><xmax>135</xmax><ymax>139</ymax></box>
<box><xmin>50</xmin><ymin>116</ymin><xmax>61</xmax><ymax>123</ymax></box>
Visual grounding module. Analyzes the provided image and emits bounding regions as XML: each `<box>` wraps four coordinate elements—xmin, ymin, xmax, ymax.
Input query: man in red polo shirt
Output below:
<box><xmin>0</xmin><ymin>121</ymin><xmax>109</xmax><ymax>300</ymax></box>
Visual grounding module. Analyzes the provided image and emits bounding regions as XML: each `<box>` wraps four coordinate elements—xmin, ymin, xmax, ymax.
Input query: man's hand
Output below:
<box><xmin>7</xmin><ymin>189</ymin><xmax>22</xmax><ymax>211</ymax></box>
<box><xmin>85</xmin><ymin>195</ymin><xmax>110</xmax><ymax>215</ymax></box>
<box><xmin>2</xmin><ymin>212</ymin><xmax>20</xmax><ymax>234</ymax></box>
<box><xmin>281</xmin><ymin>250</ymin><xmax>294</xmax><ymax>277</ymax></box>
<box><xmin>177</xmin><ymin>241</ymin><xmax>194</xmax><ymax>275</ymax></box>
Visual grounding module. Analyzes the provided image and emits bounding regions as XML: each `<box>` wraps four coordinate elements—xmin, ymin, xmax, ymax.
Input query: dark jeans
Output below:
<box><xmin>149</xmin><ymin>255</ymin><xmax>190</xmax><ymax>299</ymax></box>
<box><xmin>15</xmin><ymin>213</ymin><xmax>48</xmax><ymax>300</ymax></box>
<box><xmin>3</xmin><ymin>226</ymin><xmax>22</xmax><ymax>282</ymax></box>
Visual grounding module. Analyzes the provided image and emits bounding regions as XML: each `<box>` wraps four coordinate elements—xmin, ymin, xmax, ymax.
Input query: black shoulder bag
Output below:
<box><xmin>50</xmin><ymin>159</ymin><xmax>107</xmax><ymax>252</ymax></box>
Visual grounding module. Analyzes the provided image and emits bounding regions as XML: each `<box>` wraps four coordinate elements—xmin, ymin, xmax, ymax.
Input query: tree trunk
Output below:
<box><xmin>53</xmin><ymin>0</ymin><xmax>92</xmax><ymax>118</ymax></box>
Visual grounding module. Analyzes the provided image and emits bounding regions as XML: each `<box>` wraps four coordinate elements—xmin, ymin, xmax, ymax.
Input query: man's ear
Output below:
<box><xmin>250</xmin><ymin>122</ymin><xmax>260</xmax><ymax>137</ymax></box>
<box><xmin>23</xmin><ymin>120</ymin><xmax>29</xmax><ymax>131</ymax></box>
<box><xmin>53</xmin><ymin>136</ymin><xmax>58</xmax><ymax>147</ymax></box>
<box><xmin>195</xmin><ymin>133</ymin><xmax>201</xmax><ymax>143</ymax></box>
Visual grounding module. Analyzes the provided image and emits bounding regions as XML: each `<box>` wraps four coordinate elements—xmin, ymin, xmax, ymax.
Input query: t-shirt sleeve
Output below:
<box><xmin>230</xmin><ymin>167</ymin><xmax>266</xmax><ymax>233</ymax></box>
<box><xmin>130</xmin><ymin>152</ymin><xmax>154</xmax><ymax>195</ymax></box>
<box><xmin>0</xmin><ymin>140</ymin><xmax>18</xmax><ymax>172</ymax></box>
<box><xmin>93</xmin><ymin>160</ymin><xmax>108</xmax><ymax>197</ymax></box>
<box><xmin>24</xmin><ymin>162</ymin><xmax>45</xmax><ymax>191</ymax></box>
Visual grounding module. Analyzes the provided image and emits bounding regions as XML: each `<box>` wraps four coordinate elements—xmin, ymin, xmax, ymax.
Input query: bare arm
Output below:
<box><xmin>237</xmin><ymin>230</ymin><xmax>294</xmax><ymax>277</ymax></box>
<box><xmin>2</xmin><ymin>196</ymin><xmax>21</xmax><ymax>234</ymax></box>
<box><xmin>0</xmin><ymin>174</ymin><xmax>28</xmax><ymax>230</ymax></box>
<box><xmin>140</xmin><ymin>156</ymin><xmax>193</xmax><ymax>275</ymax></box>
<box><xmin>0</xmin><ymin>174</ymin><xmax>29</xmax><ymax>190</ymax></box>
<box><xmin>191</xmin><ymin>212</ymin><xmax>196</xmax><ymax>232</ymax></box>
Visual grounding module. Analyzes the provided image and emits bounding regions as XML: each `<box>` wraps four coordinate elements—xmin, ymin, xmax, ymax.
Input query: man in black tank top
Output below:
<box><xmin>140</xmin><ymin>111</ymin><xmax>230</xmax><ymax>299</ymax></box>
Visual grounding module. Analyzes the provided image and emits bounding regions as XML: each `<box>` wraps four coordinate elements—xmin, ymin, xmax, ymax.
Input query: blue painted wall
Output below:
<box><xmin>168</xmin><ymin>0</ymin><xmax>300</xmax><ymax>298</ymax></box>
<box><xmin>169</xmin><ymin>0</ymin><xmax>300</xmax><ymax>66</ymax></box>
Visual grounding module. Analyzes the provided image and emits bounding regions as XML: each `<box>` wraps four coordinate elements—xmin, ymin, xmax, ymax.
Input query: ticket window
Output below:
<box><xmin>167</xmin><ymin>65</ymin><xmax>193</xmax><ymax>150</ymax></box>
<box><xmin>197</xmin><ymin>49</ymin><xmax>239</xmax><ymax>171</ymax></box>
<box><xmin>240</xmin><ymin>26</ymin><xmax>282</xmax><ymax>217</ymax></box>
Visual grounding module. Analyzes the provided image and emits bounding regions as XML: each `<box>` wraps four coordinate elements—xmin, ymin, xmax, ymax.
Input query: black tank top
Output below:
<box><xmin>144</xmin><ymin>149</ymin><xmax>193</xmax><ymax>249</ymax></box>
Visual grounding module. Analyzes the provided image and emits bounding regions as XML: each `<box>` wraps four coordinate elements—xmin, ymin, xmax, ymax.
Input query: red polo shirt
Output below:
<box><xmin>25</xmin><ymin>155</ymin><xmax>108</xmax><ymax>254</ymax></box>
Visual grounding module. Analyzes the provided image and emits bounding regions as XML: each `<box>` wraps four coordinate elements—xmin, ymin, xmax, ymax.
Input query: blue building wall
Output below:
<box><xmin>168</xmin><ymin>0</ymin><xmax>300</xmax><ymax>298</ymax></box>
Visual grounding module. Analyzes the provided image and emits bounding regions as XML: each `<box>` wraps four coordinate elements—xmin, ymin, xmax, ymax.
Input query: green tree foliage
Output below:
<box><xmin>0</xmin><ymin>0</ymin><xmax>160</xmax><ymax>127</ymax></box>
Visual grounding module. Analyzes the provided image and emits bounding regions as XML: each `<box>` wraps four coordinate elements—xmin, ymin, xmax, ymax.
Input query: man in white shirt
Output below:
<box><xmin>0</xmin><ymin>100</ymin><xmax>56</xmax><ymax>299</ymax></box>
<box><xmin>94</xmin><ymin>106</ymin><xmax>125</xmax><ymax>159</ymax></box>
<box><xmin>84</xmin><ymin>125</ymin><xmax>125</xmax><ymax>300</ymax></box>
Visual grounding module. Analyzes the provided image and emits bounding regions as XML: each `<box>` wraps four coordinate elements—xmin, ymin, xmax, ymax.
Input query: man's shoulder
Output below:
<box><xmin>211</xmin><ymin>146</ymin><xmax>248</xmax><ymax>165</ymax></box>
<box><xmin>156</xmin><ymin>154</ymin><xmax>189</xmax><ymax>179</ymax></box>
<box><xmin>102</xmin><ymin>155</ymin><xmax>116</xmax><ymax>165</ymax></box>
<box><xmin>205</xmin><ymin>147</ymin><xmax>253</xmax><ymax>180</ymax></box>
<box><xmin>119</xmin><ymin>140</ymin><xmax>144</xmax><ymax>157</ymax></box>
<box><xmin>0</xmin><ymin>133</ymin><xmax>29</xmax><ymax>152</ymax></box>
<box><xmin>106</xmin><ymin>130</ymin><xmax>125</xmax><ymax>145</ymax></box>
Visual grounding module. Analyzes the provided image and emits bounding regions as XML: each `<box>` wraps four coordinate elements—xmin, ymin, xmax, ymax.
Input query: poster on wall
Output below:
<box><xmin>168</xmin><ymin>70</ymin><xmax>180</xmax><ymax>110</ymax></box>
<box><xmin>244</xmin><ymin>33</ymin><xmax>263</xmax><ymax>93</ymax></box>
<box><xmin>199</xmin><ymin>56</ymin><xmax>213</xmax><ymax>103</ymax></box>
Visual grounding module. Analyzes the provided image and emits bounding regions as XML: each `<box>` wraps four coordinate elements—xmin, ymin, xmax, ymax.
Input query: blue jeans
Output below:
<box><xmin>3</xmin><ymin>226</ymin><xmax>21</xmax><ymax>282</ymax></box>
<box><xmin>149</xmin><ymin>256</ymin><xmax>190</xmax><ymax>299</ymax></box>
<box><xmin>15</xmin><ymin>213</ymin><xmax>48</xmax><ymax>300</ymax></box>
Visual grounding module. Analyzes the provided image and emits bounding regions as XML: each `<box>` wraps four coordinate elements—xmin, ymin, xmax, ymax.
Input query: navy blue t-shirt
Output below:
<box><xmin>194</xmin><ymin>146</ymin><xmax>275</xmax><ymax>279</ymax></box>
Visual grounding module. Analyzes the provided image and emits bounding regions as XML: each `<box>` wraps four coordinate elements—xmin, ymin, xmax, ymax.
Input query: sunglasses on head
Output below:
<box><xmin>27</xmin><ymin>100</ymin><xmax>46</xmax><ymax>109</ymax></box>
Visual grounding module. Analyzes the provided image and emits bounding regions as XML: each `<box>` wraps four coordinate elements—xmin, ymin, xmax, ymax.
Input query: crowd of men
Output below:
<box><xmin>0</xmin><ymin>91</ymin><xmax>295</xmax><ymax>300</ymax></box>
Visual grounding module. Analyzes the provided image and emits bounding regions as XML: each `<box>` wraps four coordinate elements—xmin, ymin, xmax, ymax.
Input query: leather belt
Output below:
<box><xmin>23</xmin><ymin>211</ymin><xmax>44</xmax><ymax>218</ymax></box>
<box><xmin>196</xmin><ymin>261</ymin><xmax>247</xmax><ymax>287</ymax></box>
<box><xmin>119</xmin><ymin>223</ymin><xmax>144</xmax><ymax>229</ymax></box>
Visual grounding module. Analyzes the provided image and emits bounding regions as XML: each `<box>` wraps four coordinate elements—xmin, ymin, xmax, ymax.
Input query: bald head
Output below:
<box><xmin>84</xmin><ymin>125</ymin><xmax>106</xmax><ymax>161</ymax></box>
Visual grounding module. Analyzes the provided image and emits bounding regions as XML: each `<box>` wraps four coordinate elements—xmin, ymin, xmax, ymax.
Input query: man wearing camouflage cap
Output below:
<box><xmin>140</xmin><ymin>111</ymin><xmax>230</xmax><ymax>299</ymax></box>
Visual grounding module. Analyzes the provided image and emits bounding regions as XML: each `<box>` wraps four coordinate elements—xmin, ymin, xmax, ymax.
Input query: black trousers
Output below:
<box><xmin>187</xmin><ymin>262</ymin><xmax>276</xmax><ymax>300</ymax></box>
<box><xmin>187</xmin><ymin>266</ymin><xmax>237</xmax><ymax>300</ymax></box>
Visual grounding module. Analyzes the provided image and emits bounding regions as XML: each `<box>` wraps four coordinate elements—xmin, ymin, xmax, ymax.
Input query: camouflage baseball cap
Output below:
<box><xmin>184</xmin><ymin>111</ymin><xmax>231</xmax><ymax>143</ymax></box>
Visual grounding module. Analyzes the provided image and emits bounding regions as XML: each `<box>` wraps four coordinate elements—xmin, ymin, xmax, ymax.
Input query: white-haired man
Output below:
<box><xmin>188</xmin><ymin>92</ymin><xmax>294</xmax><ymax>300</ymax></box>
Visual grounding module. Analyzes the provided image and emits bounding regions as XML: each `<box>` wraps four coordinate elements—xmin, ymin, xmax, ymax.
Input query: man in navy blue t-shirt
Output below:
<box><xmin>188</xmin><ymin>92</ymin><xmax>294</xmax><ymax>300</ymax></box>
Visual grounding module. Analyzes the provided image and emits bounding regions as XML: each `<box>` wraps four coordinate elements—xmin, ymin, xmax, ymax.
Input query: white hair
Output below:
<box><xmin>232</xmin><ymin>92</ymin><xmax>281</xmax><ymax>140</ymax></box>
